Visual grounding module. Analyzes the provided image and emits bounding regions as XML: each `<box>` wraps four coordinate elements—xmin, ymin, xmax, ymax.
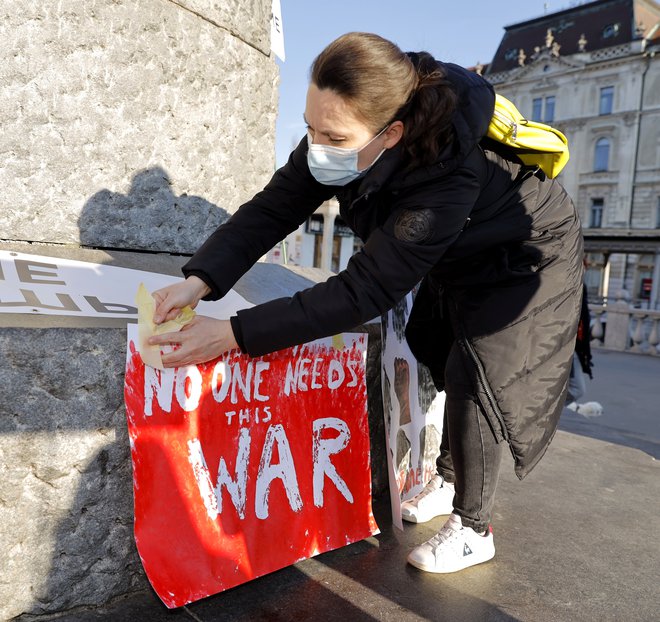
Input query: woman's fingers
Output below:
<box><xmin>147</xmin><ymin>317</ymin><xmax>238</xmax><ymax>368</ymax></box>
<box><xmin>153</xmin><ymin>287</ymin><xmax>189</xmax><ymax>324</ymax></box>
<box><xmin>151</xmin><ymin>277</ymin><xmax>210</xmax><ymax>325</ymax></box>
<box><xmin>148</xmin><ymin>330</ymin><xmax>185</xmax><ymax>346</ymax></box>
<box><xmin>152</xmin><ymin>290</ymin><xmax>175</xmax><ymax>324</ymax></box>
<box><xmin>162</xmin><ymin>305</ymin><xmax>185</xmax><ymax>323</ymax></box>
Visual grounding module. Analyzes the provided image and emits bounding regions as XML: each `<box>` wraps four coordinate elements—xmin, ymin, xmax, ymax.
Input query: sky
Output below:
<box><xmin>274</xmin><ymin>0</ymin><xmax>574</xmax><ymax>166</ymax></box>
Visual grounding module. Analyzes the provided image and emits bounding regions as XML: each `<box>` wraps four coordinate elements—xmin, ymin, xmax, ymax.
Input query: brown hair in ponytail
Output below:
<box><xmin>400</xmin><ymin>51</ymin><xmax>457</xmax><ymax>168</ymax></box>
<box><xmin>310</xmin><ymin>33</ymin><xmax>457</xmax><ymax>169</ymax></box>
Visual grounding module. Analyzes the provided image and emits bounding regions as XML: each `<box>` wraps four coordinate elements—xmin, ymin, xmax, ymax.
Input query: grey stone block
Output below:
<box><xmin>78</xmin><ymin>166</ymin><xmax>231</xmax><ymax>254</ymax></box>
<box><xmin>0</xmin><ymin>0</ymin><xmax>278</xmax><ymax>253</ymax></box>
<box><xmin>176</xmin><ymin>0</ymin><xmax>273</xmax><ymax>55</ymax></box>
<box><xmin>0</xmin><ymin>328</ymin><xmax>146</xmax><ymax>619</ymax></box>
<box><xmin>0</xmin><ymin>0</ymin><xmax>284</xmax><ymax>615</ymax></box>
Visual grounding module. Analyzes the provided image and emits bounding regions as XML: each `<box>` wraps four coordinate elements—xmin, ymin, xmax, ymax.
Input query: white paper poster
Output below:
<box><xmin>381</xmin><ymin>291</ymin><xmax>445</xmax><ymax>530</ymax></box>
<box><xmin>270</xmin><ymin>0</ymin><xmax>285</xmax><ymax>62</ymax></box>
<box><xmin>0</xmin><ymin>251</ymin><xmax>251</xmax><ymax>320</ymax></box>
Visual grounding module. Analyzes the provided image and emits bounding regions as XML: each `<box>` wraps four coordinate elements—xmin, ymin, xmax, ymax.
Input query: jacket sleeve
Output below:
<box><xmin>234</xmin><ymin>166</ymin><xmax>482</xmax><ymax>356</ymax></box>
<box><xmin>182</xmin><ymin>137</ymin><xmax>335</xmax><ymax>299</ymax></box>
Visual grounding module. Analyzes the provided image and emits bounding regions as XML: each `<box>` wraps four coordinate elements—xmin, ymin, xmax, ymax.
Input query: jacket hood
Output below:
<box><xmin>443</xmin><ymin>62</ymin><xmax>495</xmax><ymax>160</ymax></box>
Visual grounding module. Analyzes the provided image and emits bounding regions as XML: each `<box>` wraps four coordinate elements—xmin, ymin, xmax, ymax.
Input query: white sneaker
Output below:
<box><xmin>407</xmin><ymin>513</ymin><xmax>495</xmax><ymax>573</ymax></box>
<box><xmin>401</xmin><ymin>474</ymin><xmax>454</xmax><ymax>523</ymax></box>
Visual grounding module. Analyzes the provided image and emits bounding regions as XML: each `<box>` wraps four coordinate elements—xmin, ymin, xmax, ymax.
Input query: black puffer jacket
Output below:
<box><xmin>183</xmin><ymin>63</ymin><xmax>584</xmax><ymax>479</ymax></box>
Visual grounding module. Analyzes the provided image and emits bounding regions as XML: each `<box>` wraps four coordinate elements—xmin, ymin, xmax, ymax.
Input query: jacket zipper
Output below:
<box><xmin>462</xmin><ymin>337</ymin><xmax>509</xmax><ymax>442</ymax></box>
<box><xmin>349</xmin><ymin>192</ymin><xmax>369</xmax><ymax>211</ymax></box>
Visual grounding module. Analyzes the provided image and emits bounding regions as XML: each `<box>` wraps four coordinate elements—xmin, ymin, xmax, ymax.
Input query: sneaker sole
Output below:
<box><xmin>406</xmin><ymin>549</ymin><xmax>495</xmax><ymax>573</ymax></box>
<box><xmin>401</xmin><ymin>510</ymin><xmax>452</xmax><ymax>524</ymax></box>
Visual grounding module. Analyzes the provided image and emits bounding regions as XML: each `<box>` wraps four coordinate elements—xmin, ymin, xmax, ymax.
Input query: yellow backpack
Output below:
<box><xmin>487</xmin><ymin>94</ymin><xmax>570</xmax><ymax>178</ymax></box>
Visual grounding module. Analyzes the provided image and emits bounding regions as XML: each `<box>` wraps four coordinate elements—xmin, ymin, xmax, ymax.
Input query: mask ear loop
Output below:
<box><xmin>358</xmin><ymin>123</ymin><xmax>392</xmax><ymax>152</ymax></box>
<box><xmin>357</xmin><ymin>124</ymin><xmax>394</xmax><ymax>173</ymax></box>
<box><xmin>361</xmin><ymin>146</ymin><xmax>387</xmax><ymax>172</ymax></box>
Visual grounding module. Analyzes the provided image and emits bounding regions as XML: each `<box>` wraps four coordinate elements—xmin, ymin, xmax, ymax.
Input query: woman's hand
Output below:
<box><xmin>152</xmin><ymin>276</ymin><xmax>211</xmax><ymax>324</ymax></box>
<box><xmin>148</xmin><ymin>316</ymin><xmax>238</xmax><ymax>368</ymax></box>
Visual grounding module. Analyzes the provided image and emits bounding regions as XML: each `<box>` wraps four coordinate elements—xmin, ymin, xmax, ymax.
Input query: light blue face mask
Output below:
<box><xmin>306</xmin><ymin>126</ymin><xmax>388</xmax><ymax>186</ymax></box>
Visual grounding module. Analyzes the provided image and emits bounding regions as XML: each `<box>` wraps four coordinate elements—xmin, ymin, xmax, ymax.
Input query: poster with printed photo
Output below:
<box><xmin>380</xmin><ymin>292</ymin><xmax>445</xmax><ymax>530</ymax></box>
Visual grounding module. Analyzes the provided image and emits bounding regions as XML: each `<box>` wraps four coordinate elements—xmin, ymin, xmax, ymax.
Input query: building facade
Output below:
<box><xmin>483</xmin><ymin>0</ymin><xmax>660</xmax><ymax>308</ymax></box>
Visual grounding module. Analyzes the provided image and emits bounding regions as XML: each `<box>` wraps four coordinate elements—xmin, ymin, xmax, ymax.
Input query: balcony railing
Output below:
<box><xmin>590</xmin><ymin>292</ymin><xmax>660</xmax><ymax>356</ymax></box>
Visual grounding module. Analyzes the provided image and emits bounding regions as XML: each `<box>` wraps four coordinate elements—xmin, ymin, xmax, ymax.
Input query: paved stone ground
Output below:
<box><xmin>559</xmin><ymin>348</ymin><xmax>660</xmax><ymax>458</ymax></box>
<box><xmin>23</xmin><ymin>349</ymin><xmax>660</xmax><ymax>622</ymax></box>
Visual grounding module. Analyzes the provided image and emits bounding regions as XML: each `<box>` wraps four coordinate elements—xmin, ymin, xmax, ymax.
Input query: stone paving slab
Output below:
<box><xmin>45</xmin><ymin>429</ymin><xmax>660</xmax><ymax>622</ymax></box>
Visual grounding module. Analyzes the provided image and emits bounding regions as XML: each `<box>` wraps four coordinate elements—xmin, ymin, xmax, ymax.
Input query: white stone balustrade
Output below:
<box><xmin>589</xmin><ymin>290</ymin><xmax>660</xmax><ymax>356</ymax></box>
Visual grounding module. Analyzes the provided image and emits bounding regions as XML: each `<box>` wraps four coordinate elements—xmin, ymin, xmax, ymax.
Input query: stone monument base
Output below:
<box><xmin>0</xmin><ymin>242</ymin><xmax>386</xmax><ymax>619</ymax></box>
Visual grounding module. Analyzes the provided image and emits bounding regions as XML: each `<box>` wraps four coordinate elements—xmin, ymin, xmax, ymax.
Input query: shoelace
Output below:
<box><xmin>428</xmin><ymin>523</ymin><xmax>462</xmax><ymax>548</ymax></box>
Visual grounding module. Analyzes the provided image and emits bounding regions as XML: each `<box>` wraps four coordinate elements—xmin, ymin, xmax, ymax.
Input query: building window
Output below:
<box><xmin>590</xmin><ymin>198</ymin><xmax>604</xmax><ymax>228</ymax></box>
<box><xmin>656</xmin><ymin>197</ymin><xmax>660</xmax><ymax>228</ymax></box>
<box><xmin>594</xmin><ymin>138</ymin><xmax>610</xmax><ymax>171</ymax></box>
<box><xmin>532</xmin><ymin>96</ymin><xmax>556</xmax><ymax>123</ymax></box>
<box><xmin>544</xmin><ymin>96</ymin><xmax>555</xmax><ymax>123</ymax></box>
<box><xmin>599</xmin><ymin>86</ymin><xmax>614</xmax><ymax>115</ymax></box>
<box><xmin>602</xmin><ymin>23</ymin><xmax>620</xmax><ymax>39</ymax></box>
<box><xmin>637</xmin><ymin>255</ymin><xmax>655</xmax><ymax>301</ymax></box>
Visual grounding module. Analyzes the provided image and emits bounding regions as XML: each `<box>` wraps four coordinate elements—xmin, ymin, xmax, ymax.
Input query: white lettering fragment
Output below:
<box><xmin>144</xmin><ymin>366</ymin><xmax>175</xmax><ymax>416</ymax></box>
<box><xmin>312</xmin><ymin>417</ymin><xmax>353</xmax><ymax>507</ymax></box>
<box><xmin>187</xmin><ymin>429</ymin><xmax>251</xmax><ymax>520</ymax></box>
<box><xmin>212</xmin><ymin>361</ymin><xmax>231</xmax><ymax>403</ymax></box>
<box><xmin>327</xmin><ymin>359</ymin><xmax>345</xmax><ymax>390</ymax></box>
<box><xmin>255</xmin><ymin>424</ymin><xmax>302</xmax><ymax>519</ymax></box>
<box><xmin>175</xmin><ymin>366</ymin><xmax>203</xmax><ymax>412</ymax></box>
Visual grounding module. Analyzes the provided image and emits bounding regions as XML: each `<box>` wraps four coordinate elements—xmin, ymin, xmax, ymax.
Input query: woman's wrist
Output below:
<box><xmin>227</xmin><ymin>322</ymin><xmax>239</xmax><ymax>351</ymax></box>
<box><xmin>229</xmin><ymin>315</ymin><xmax>246</xmax><ymax>352</ymax></box>
<box><xmin>186</xmin><ymin>275</ymin><xmax>211</xmax><ymax>300</ymax></box>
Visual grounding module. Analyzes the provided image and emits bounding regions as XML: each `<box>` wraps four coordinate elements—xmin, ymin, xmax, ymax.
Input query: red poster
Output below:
<box><xmin>124</xmin><ymin>327</ymin><xmax>378</xmax><ymax>608</ymax></box>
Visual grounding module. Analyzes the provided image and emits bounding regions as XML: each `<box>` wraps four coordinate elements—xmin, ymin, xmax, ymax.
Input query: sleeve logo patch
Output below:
<box><xmin>394</xmin><ymin>209</ymin><xmax>434</xmax><ymax>243</ymax></box>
